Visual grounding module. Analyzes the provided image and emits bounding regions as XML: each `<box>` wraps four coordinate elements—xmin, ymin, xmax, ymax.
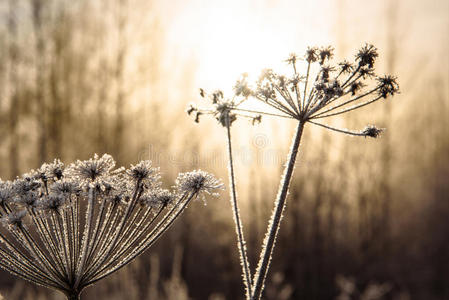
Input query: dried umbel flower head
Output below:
<box><xmin>175</xmin><ymin>170</ymin><xmax>224</xmax><ymax>202</ymax></box>
<box><xmin>187</xmin><ymin>75</ymin><xmax>262</xmax><ymax>127</ymax></box>
<box><xmin>69</xmin><ymin>154</ymin><xmax>115</xmax><ymax>182</ymax></box>
<box><xmin>0</xmin><ymin>154</ymin><xmax>222</xmax><ymax>300</ymax></box>
<box><xmin>188</xmin><ymin>44</ymin><xmax>399</xmax><ymax>138</ymax></box>
<box><xmin>187</xmin><ymin>44</ymin><xmax>399</xmax><ymax>300</ymax></box>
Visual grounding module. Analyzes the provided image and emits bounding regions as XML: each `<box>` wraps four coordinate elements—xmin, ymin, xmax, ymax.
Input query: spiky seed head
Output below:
<box><xmin>362</xmin><ymin>125</ymin><xmax>383</xmax><ymax>138</ymax></box>
<box><xmin>350</xmin><ymin>82</ymin><xmax>364</xmax><ymax>95</ymax></box>
<box><xmin>356</xmin><ymin>44</ymin><xmax>378</xmax><ymax>68</ymax></box>
<box><xmin>0</xmin><ymin>182</ymin><xmax>14</xmax><ymax>206</ymax></box>
<box><xmin>321</xmin><ymin>65</ymin><xmax>335</xmax><ymax>82</ymax></box>
<box><xmin>13</xmin><ymin>178</ymin><xmax>41</xmax><ymax>196</ymax></box>
<box><xmin>39</xmin><ymin>194</ymin><xmax>67</xmax><ymax>213</ymax></box>
<box><xmin>39</xmin><ymin>159</ymin><xmax>65</xmax><ymax>181</ymax></box>
<box><xmin>175</xmin><ymin>170</ymin><xmax>224</xmax><ymax>200</ymax></box>
<box><xmin>377</xmin><ymin>75</ymin><xmax>399</xmax><ymax>98</ymax></box>
<box><xmin>14</xmin><ymin>191</ymin><xmax>40</xmax><ymax>209</ymax></box>
<box><xmin>339</xmin><ymin>61</ymin><xmax>354</xmax><ymax>73</ymax></box>
<box><xmin>319</xmin><ymin>46</ymin><xmax>334</xmax><ymax>64</ymax></box>
<box><xmin>127</xmin><ymin>161</ymin><xmax>158</xmax><ymax>183</ymax></box>
<box><xmin>1</xmin><ymin>210</ymin><xmax>27</xmax><ymax>229</ymax></box>
<box><xmin>140</xmin><ymin>189</ymin><xmax>174</xmax><ymax>208</ymax></box>
<box><xmin>71</xmin><ymin>154</ymin><xmax>115</xmax><ymax>182</ymax></box>
<box><xmin>50</xmin><ymin>180</ymin><xmax>81</xmax><ymax>196</ymax></box>
<box><xmin>305</xmin><ymin>47</ymin><xmax>318</xmax><ymax>63</ymax></box>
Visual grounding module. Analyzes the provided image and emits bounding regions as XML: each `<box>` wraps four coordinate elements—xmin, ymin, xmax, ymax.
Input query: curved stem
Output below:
<box><xmin>225</xmin><ymin>116</ymin><xmax>252</xmax><ymax>300</ymax></box>
<box><xmin>251</xmin><ymin>121</ymin><xmax>305</xmax><ymax>300</ymax></box>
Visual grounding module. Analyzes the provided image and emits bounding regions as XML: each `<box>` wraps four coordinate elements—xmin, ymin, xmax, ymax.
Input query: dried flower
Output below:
<box><xmin>39</xmin><ymin>159</ymin><xmax>65</xmax><ymax>181</ymax></box>
<box><xmin>339</xmin><ymin>61</ymin><xmax>354</xmax><ymax>74</ymax></box>
<box><xmin>140</xmin><ymin>189</ymin><xmax>174</xmax><ymax>208</ymax></box>
<box><xmin>319</xmin><ymin>46</ymin><xmax>334</xmax><ymax>64</ymax></box>
<box><xmin>189</xmin><ymin>45</ymin><xmax>399</xmax><ymax>148</ymax></box>
<box><xmin>39</xmin><ymin>194</ymin><xmax>67</xmax><ymax>213</ymax></box>
<box><xmin>362</xmin><ymin>125</ymin><xmax>383</xmax><ymax>138</ymax></box>
<box><xmin>0</xmin><ymin>154</ymin><xmax>221</xmax><ymax>300</ymax></box>
<box><xmin>0</xmin><ymin>182</ymin><xmax>14</xmax><ymax>207</ymax></box>
<box><xmin>1</xmin><ymin>210</ymin><xmax>27</xmax><ymax>229</ymax></box>
<box><xmin>189</xmin><ymin>44</ymin><xmax>400</xmax><ymax>300</ymax></box>
<box><xmin>305</xmin><ymin>47</ymin><xmax>318</xmax><ymax>63</ymax></box>
<box><xmin>70</xmin><ymin>154</ymin><xmax>115</xmax><ymax>182</ymax></box>
<box><xmin>50</xmin><ymin>179</ymin><xmax>82</xmax><ymax>196</ymax></box>
<box><xmin>377</xmin><ymin>75</ymin><xmax>400</xmax><ymax>98</ymax></box>
<box><xmin>127</xmin><ymin>160</ymin><xmax>158</xmax><ymax>183</ymax></box>
<box><xmin>175</xmin><ymin>170</ymin><xmax>224</xmax><ymax>200</ymax></box>
<box><xmin>356</xmin><ymin>43</ymin><xmax>378</xmax><ymax>68</ymax></box>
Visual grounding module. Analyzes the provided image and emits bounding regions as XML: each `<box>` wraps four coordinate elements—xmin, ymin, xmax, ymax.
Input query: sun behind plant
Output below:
<box><xmin>188</xmin><ymin>44</ymin><xmax>399</xmax><ymax>300</ymax></box>
<box><xmin>0</xmin><ymin>154</ymin><xmax>223</xmax><ymax>300</ymax></box>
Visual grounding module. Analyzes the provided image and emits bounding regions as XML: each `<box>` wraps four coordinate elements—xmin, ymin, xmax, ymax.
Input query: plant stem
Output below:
<box><xmin>65</xmin><ymin>291</ymin><xmax>80</xmax><ymax>300</ymax></box>
<box><xmin>225</xmin><ymin>117</ymin><xmax>252</xmax><ymax>300</ymax></box>
<box><xmin>251</xmin><ymin>121</ymin><xmax>305</xmax><ymax>300</ymax></box>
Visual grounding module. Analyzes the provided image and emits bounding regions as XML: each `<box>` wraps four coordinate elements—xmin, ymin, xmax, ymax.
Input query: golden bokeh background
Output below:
<box><xmin>0</xmin><ymin>0</ymin><xmax>448</xmax><ymax>299</ymax></box>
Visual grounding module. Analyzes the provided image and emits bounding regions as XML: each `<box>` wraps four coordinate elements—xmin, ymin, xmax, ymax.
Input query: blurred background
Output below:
<box><xmin>0</xmin><ymin>0</ymin><xmax>448</xmax><ymax>299</ymax></box>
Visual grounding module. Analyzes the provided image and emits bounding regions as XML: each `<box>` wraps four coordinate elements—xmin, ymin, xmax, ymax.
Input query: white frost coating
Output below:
<box><xmin>0</xmin><ymin>154</ymin><xmax>223</xmax><ymax>299</ymax></box>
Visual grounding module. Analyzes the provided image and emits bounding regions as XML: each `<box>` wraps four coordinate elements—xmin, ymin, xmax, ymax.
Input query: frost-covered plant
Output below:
<box><xmin>0</xmin><ymin>154</ymin><xmax>222</xmax><ymax>300</ymax></box>
<box><xmin>188</xmin><ymin>44</ymin><xmax>399</xmax><ymax>300</ymax></box>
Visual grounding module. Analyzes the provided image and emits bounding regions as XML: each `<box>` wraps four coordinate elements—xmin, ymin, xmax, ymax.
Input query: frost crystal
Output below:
<box><xmin>0</xmin><ymin>154</ymin><xmax>221</xmax><ymax>299</ymax></box>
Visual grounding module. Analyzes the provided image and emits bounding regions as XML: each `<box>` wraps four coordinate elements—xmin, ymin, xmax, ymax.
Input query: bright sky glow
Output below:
<box><xmin>161</xmin><ymin>0</ymin><xmax>333</xmax><ymax>95</ymax></box>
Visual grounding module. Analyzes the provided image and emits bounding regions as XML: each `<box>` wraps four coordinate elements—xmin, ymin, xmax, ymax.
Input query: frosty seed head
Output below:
<box><xmin>305</xmin><ymin>46</ymin><xmax>318</xmax><ymax>63</ymax></box>
<box><xmin>339</xmin><ymin>61</ymin><xmax>354</xmax><ymax>74</ymax></box>
<box><xmin>39</xmin><ymin>159</ymin><xmax>65</xmax><ymax>181</ymax></box>
<box><xmin>140</xmin><ymin>189</ymin><xmax>175</xmax><ymax>208</ymax></box>
<box><xmin>362</xmin><ymin>125</ymin><xmax>383</xmax><ymax>138</ymax></box>
<box><xmin>39</xmin><ymin>194</ymin><xmax>67</xmax><ymax>213</ymax></box>
<box><xmin>377</xmin><ymin>75</ymin><xmax>400</xmax><ymax>98</ymax></box>
<box><xmin>13</xmin><ymin>178</ymin><xmax>41</xmax><ymax>196</ymax></box>
<box><xmin>189</xmin><ymin>44</ymin><xmax>399</xmax><ymax>141</ymax></box>
<box><xmin>70</xmin><ymin>154</ymin><xmax>115</xmax><ymax>182</ymax></box>
<box><xmin>0</xmin><ymin>182</ymin><xmax>14</xmax><ymax>206</ymax></box>
<box><xmin>175</xmin><ymin>170</ymin><xmax>224</xmax><ymax>199</ymax></box>
<box><xmin>50</xmin><ymin>180</ymin><xmax>82</xmax><ymax>196</ymax></box>
<box><xmin>356</xmin><ymin>43</ymin><xmax>378</xmax><ymax>68</ymax></box>
<box><xmin>0</xmin><ymin>153</ymin><xmax>221</xmax><ymax>295</ymax></box>
<box><xmin>127</xmin><ymin>160</ymin><xmax>159</xmax><ymax>183</ymax></box>
<box><xmin>14</xmin><ymin>191</ymin><xmax>40</xmax><ymax>209</ymax></box>
<box><xmin>318</xmin><ymin>46</ymin><xmax>334</xmax><ymax>65</ymax></box>
<box><xmin>1</xmin><ymin>210</ymin><xmax>27</xmax><ymax>229</ymax></box>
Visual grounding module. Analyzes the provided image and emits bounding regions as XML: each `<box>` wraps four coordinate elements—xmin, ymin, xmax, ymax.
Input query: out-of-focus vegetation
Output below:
<box><xmin>0</xmin><ymin>0</ymin><xmax>448</xmax><ymax>299</ymax></box>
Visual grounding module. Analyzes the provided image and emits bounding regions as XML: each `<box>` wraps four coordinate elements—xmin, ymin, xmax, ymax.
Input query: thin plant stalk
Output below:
<box><xmin>189</xmin><ymin>44</ymin><xmax>399</xmax><ymax>300</ymax></box>
<box><xmin>251</xmin><ymin>121</ymin><xmax>305</xmax><ymax>300</ymax></box>
<box><xmin>225</xmin><ymin>113</ymin><xmax>252</xmax><ymax>299</ymax></box>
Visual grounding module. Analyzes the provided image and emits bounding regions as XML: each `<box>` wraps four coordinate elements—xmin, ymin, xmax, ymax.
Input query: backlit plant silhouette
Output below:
<box><xmin>0</xmin><ymin>154</ymin><xmax>222</xmax><ymax>300</ymax></box>
<box><xmin>188</xmin><ymin>44</ymin><xmax>399</xmax><ymax>300</ymax></box>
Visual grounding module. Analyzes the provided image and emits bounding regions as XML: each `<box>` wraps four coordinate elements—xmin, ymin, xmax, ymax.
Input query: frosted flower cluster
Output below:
<box><xmin>189</xmin><ymin>44</ymin><xmax>399</xmax><ymax>138</ymax></box>
<box><xmin>0</xmin><ymin>154</ymin><xmax>222</xmax><ymax>299</ymax></box>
